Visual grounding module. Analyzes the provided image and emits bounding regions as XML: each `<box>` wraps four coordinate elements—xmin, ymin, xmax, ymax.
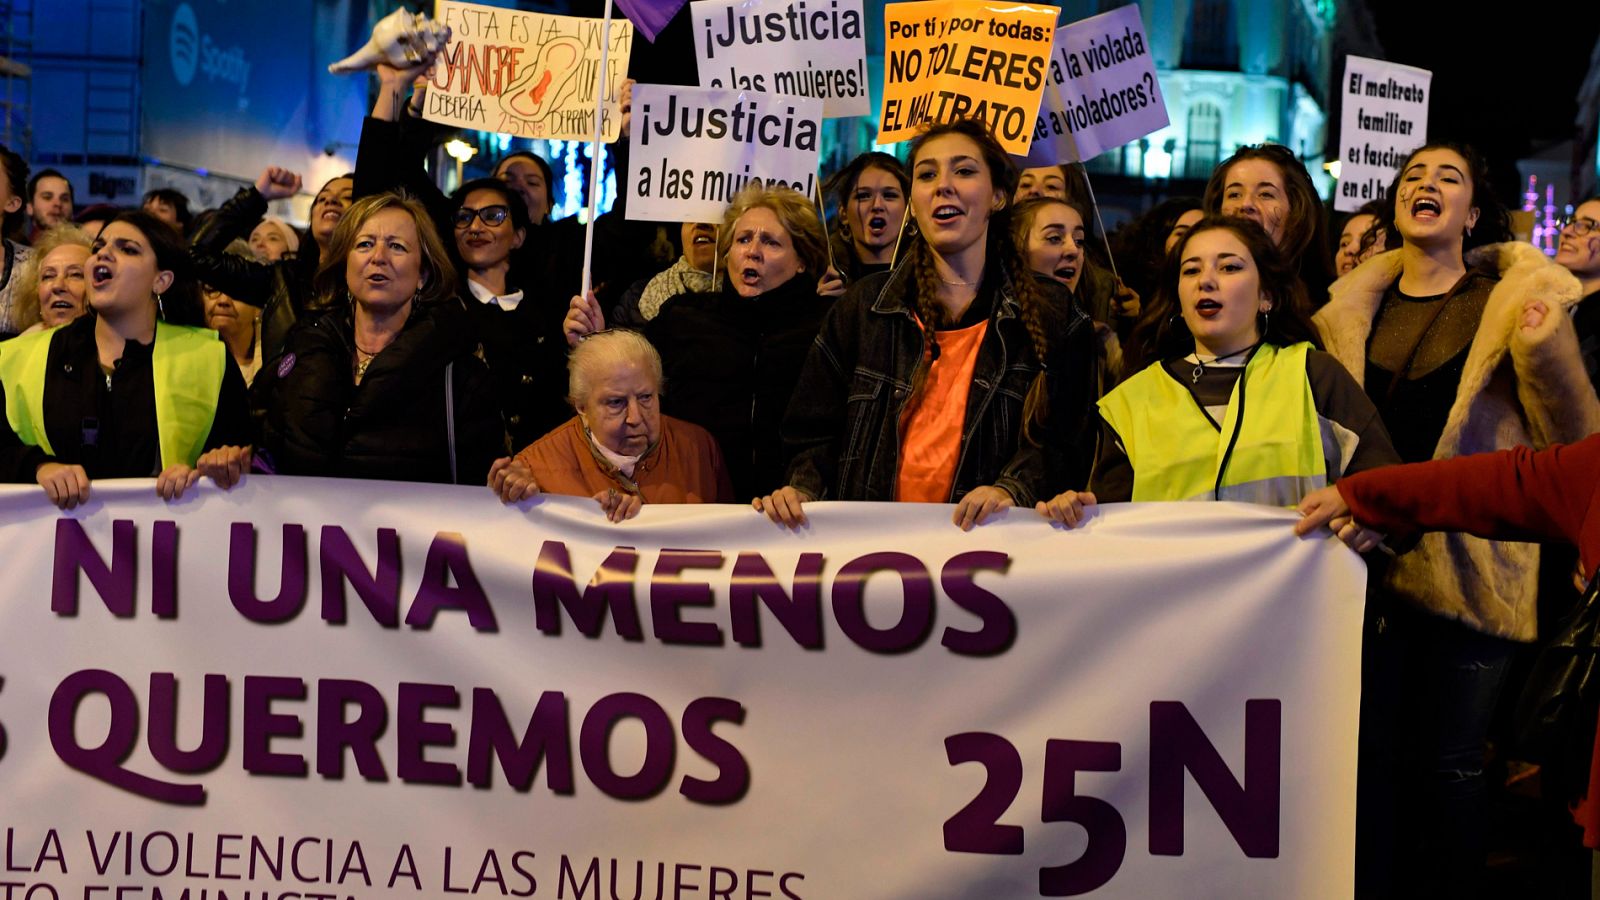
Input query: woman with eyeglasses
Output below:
<box><xmin>1555</xmin><ymin>196</ymin><xmax>1600</xmax><ymax>392</ymax></box>
<box><xmin>447</xmin><ymin>177</ymin><xmax>572</xmax><ymax>448</ymax></box>
<box><xmin>353</xmin><ymin>55</ymin><xmax>586</xmax><ymax>450</ymax></box>
<box><xmin>1313</xmin><ymin>142</ymin><xmax>1598</xmax><ymax>895</ymax></box>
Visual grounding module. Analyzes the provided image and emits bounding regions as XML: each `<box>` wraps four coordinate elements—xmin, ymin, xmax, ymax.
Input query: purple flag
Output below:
<box><xmin>614</xmin><ymin>0</ymin><xmax>687</xmax><ymax>41</ymax></box>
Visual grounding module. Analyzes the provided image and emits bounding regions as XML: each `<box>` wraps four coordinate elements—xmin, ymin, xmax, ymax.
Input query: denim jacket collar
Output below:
<box><xmin>868</xmin><ymin>250</ymin><xmax>1022</xmax><ymax>326</ymax></box>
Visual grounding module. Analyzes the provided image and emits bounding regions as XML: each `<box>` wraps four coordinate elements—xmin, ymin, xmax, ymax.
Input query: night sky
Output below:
<box><xmin>574</xmin><ymin>0</ymin><xmax>1600</xmax><ymax>196</ymax></box>
<box><xmin>1367</xmin><ymin>0</ymin><xmax>1600</xmax><ymax>195</ymax></box>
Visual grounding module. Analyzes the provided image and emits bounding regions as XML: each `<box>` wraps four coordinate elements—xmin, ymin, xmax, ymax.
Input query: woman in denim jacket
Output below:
<box><xmin>755</xmin><ymin>119</ymin><xmax>1095</xmax><ymax>530</ymax></box>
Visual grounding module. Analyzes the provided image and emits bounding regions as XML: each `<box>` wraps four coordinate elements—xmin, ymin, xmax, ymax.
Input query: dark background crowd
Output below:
<box><xmin>4</xmin><ymin>7</ymin><xmax>1600</xmax><ymax>899</ymax></box>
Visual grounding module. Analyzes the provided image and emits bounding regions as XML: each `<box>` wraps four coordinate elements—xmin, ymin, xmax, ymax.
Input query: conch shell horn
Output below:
<box><xmin>328</xmin><ymin>9</ymin><xmax>452</xmax><ymax>75</ymax></box>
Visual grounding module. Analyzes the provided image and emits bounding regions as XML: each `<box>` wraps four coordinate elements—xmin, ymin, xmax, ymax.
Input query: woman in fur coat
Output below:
<box><xmin>1313</xmin><ymin>141</ymin><xmax>1600</xmax><ymax>895</ymax></box>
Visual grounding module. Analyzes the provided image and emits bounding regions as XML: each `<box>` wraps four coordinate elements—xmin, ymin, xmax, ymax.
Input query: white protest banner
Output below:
<box><xmin>425</xmin><ymin>0</ymin><xmax>635</xmax><ymax>142</ymax></box>
<box><xmin>1336</xmin><ymin>55</ymin><xmax>1431</xmax><ymax>212</ymax></box>
<box><xmin>691</xmin><ymin>0</ymin><xmax>869</xmax><ymax>118</ymax></box>
<box><xmin>1026</xmin><ymin>3</ymin><xmax>1168</xmax><ymax>166</ymax></box>
<box><xmin>0</xmin><ymin>479</ymin><xmax>1363</xmax><ymax>897</ymax></box>
<box><xmin>878</xmin><ymin>0</ymin><xmax>1060</xmax><ymax>154</ymax></box>
<box><xmin>626</xmin><ymin>84</ymin><xmax>823</xmax><ymax>223</ymax></box>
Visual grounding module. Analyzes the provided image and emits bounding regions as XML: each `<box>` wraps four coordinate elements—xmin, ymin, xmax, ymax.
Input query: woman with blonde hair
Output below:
<box><xmin>201</xmin><ymin>192</ymin><xmax>504</xmax><ymax>487</ymax></box>
<box><xmin>13</xmin><ymin>223</ymin><xmax>93</xmax><ymax>334</ymax></box>
<box><xmin>565</xmin><ymin>182</ymin><xmax>833</xmax><ymax>499</ymax></box>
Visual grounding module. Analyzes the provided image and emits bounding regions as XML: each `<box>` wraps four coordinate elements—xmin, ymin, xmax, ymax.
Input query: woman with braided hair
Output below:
<box><xmin>757</xmin><ymin>118</ymin><xmax>1096</xmax><ymax>529</ymax></box>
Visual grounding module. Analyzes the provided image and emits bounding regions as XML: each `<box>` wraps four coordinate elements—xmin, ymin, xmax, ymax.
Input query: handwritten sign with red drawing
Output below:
<box><xmin>425</xmin><ymin>1</ymin><xmax>634</xmax><ymax>142</ymax></box>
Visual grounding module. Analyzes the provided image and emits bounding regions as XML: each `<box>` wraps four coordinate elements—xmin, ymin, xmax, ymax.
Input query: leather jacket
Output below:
<box><xmin>783</xmin><ymin>256</ymin><xmax>1094</xmax><ymax>505</ymax></box>
<box><xmin>189</xmin><ymin>186</ymin><xmax>320</xmax><ymax>364</ymax></box>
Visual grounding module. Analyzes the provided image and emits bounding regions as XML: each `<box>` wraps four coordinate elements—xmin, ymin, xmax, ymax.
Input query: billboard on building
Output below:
<box><xmin>141</xmin><ymin>0</ymin><xmax>321</xmax><ymax>182</ymax></box>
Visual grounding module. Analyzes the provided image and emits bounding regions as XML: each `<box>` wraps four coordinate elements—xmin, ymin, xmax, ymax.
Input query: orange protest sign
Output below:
<box><xmin>876</xmin><ymin>0</ymin><xmax>1060</xmax><ymax>154</ymax></box>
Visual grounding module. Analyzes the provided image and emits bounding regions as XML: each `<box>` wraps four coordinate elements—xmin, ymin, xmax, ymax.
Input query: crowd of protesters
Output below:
<box><xmin>3</xmin><ymin>22</ymin><xmax>1600</xmax><ymax>899</ymax></box>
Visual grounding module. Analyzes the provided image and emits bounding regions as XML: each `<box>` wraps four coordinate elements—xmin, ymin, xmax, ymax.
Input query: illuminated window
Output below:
<box><xmin>1185</xmin><ymin>103</ymin><xmax>1222</xmax><ymax>179</ymax></box>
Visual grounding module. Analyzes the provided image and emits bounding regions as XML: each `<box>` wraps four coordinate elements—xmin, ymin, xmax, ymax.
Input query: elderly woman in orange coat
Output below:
<box><xmin>488</xmin><ymin>329</ymin><xmax>733</xmax><ymax>520</ymax></box>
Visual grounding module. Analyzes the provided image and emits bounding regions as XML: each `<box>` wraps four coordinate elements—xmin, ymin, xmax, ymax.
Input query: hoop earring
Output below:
<box><xmin>1259</xmin><ymin>309</ymin><xmax>1271</xmax><ymax>335</ymax></box>
<box><xmin>155</xmin><ymin>292</ymin><xmax>166</xmax><ymax>320</ymax></box>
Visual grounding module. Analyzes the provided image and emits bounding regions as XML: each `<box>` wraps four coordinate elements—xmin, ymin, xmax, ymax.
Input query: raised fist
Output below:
<box><xmin>255</xmin><ymin>167</ymin><xmax>302</xmax><ymax>202</ymax></box>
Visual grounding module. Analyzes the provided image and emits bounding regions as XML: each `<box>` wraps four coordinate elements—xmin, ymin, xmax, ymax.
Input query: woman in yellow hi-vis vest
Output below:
<box><xmin>1036</xmin><ymin>215</ymin><xmax>1398</xmax><ymax>548</ymax></box>
<box><xmin>0</xmin><ymin>210</ymin><xmax>249</xmax><ymax>509</ymax></box>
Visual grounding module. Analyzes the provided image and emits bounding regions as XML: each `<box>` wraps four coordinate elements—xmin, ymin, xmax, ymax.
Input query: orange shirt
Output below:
<box><xmin>896</xmin><ymin>320</ymin><xmax>989</xmax><ymax>502</ymax></box>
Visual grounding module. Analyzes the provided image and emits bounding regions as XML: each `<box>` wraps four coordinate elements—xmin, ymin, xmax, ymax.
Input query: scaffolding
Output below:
<box><xmin>0</xmin><ymin>0</ymin><xmax>33</xmax><ymax>157</ymax></box>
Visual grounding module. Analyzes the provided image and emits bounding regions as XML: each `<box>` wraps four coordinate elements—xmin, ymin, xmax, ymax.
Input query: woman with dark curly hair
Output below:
<box><xmin>757</xmin><ymin>118</ymin><xmax>1096</xmax><ymax>529</ymax></box>
<box><xmin>1313</xmin><ymin>140</ymin><xmax>1600</xmax><ymax>894</ymax></box>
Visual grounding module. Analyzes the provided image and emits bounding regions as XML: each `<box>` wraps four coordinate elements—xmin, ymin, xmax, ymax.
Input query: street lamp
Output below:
<box><xmin>445</xmin><ymin>139</ymin><xmax>477</xmax><ymax>189</ymax></box>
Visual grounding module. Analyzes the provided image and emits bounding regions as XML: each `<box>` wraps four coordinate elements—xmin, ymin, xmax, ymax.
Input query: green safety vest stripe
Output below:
<box><xmin>0</xmin><ymin>326</ymin><xmax>60</xmax><ymax>456</ymax></box>
<box><xmin>151</xmin><ymin>321</ymin><xmax>226</xmax><ymax>469</ymax></box>
<box><xmin>0</xmin><ymin>321</ymin><xmax>225</xmax><ymax>469</ymax></box>
<box><xmin>1175</xmin><ymin>473</ymin><xmax>1327</xmax><ymax>505</ymax></box>
<box><xmin>1099</xmin><ymin>341</ymin><xmax>1325</xmax><ymax>504</ymax></box>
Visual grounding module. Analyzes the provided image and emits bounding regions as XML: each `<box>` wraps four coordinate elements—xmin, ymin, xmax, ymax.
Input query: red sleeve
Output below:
<box><xmin>1336</xmin><ymin>435</ymin><xmax>1600</xmax><ymax>551</ymax></box>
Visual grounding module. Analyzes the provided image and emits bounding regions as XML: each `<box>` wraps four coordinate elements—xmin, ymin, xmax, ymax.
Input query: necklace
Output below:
<box><xmin>1189</xmin><ymin>343</ymin><xmax>1259</xmax><ymax>384</ymax></box>
<box><xmin>353</xmin><ymin>339</ymin><xmax>385</xmax><ymax>383</ymax></box>
<box><xmin>938</xmin><ymin>276</ymin><xmax>979</xmax><ymax>286</ymax></box>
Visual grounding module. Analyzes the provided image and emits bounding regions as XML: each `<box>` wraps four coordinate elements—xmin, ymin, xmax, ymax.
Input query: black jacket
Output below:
<box><xmin>189</xmin><ymin>187</ymin><xmax>321</xmax><ymax>363</ymax></box>
<box><xmin>465</xmin><ymin>292</ymin><xmax>573</xmax><ymax>449</ymax></box>
<box><xmin>253</xmin><ymin>303</ymin><xmax>506</xmax><ymax>484</ymax></box>
<box><xmin>353</xmin><ymin>115</ymin><xmax>596</xmax><ymax>448</ymax></box>
<box><xmin>826</xmin><ymin>228</ymin><xmax>893</xmax><ymax>288</ymax></box>
<box><xmin>0</xmin><ymin>314</ymin><xmax>250</xmax><ymax>481</ymax></box>
<box><xmin>645</xmin><ymin>275</ymin><xmax>832</xmax><ymax>499</ymax></box>
<box><xmin>782</xmin><ymin>259</ymin><xmax>1096</xmax><ymax>505</ymax></box>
